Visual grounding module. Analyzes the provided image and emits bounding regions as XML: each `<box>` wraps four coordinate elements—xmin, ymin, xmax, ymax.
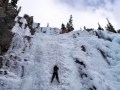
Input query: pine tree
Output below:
<box><xmin>66</xmin><ymin>15</ymin><xmax>74</xmax><ymax>32</ymax></box>
<box><xmin>0</xmin><ymin>0</ymin><xmax>8</xmax><ymax>5</ymax></box>
<box><xmin>17</xmin><ymin>6</ymin><xmax>21</xmax><ymax>14</ymax></box>
<box><xmin>98</xmin><ymin>23</ymin><xmax>103</xmax><ymax>30</ymax></box>
<box><xmin>2</xmin><ymin>0</ymin><xmax>8</xmax><ymax>10</ymax></box>
<box><xmin>61</xmin><ymin>23</ymin><xmax>66</xmax><ymax>33</ymax></box>
<box><xmin>106</xmin><ymin>18</ymin><xmax>116</xmax><ymax>33</ymax></box>
<box><xmin>84</xmin><ymin>26</ymin><xmax>86</xmax><ymax>30</ymax></box>
<box><xmin>11</xmin><ymin>0</ymin><xmax>18</xmax><ymax>7</ymax></box>
<box><xmin>117</xmin><ymin>29</ymin><xmax>120</xmax><ymax>33</ymax></box>
<box><xmin>47</xmin><ymin>23</ymin><xmax>49</xmax><ymax>27</ymax></box>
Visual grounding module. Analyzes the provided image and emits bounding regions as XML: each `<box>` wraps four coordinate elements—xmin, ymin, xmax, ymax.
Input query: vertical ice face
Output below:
<box><xmin>1</xmin><ymin>15</ymin><xmax>120</xmax><ymax>90</ymax></box>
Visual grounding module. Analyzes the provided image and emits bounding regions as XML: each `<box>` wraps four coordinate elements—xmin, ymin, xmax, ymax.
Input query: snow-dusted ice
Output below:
<box><xmin>0</xmin><ymin>17</ymin><xmax>120</xmax><ymax>90</ymax></box>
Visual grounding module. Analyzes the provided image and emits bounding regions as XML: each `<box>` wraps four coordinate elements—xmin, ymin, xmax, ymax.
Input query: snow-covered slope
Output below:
<box><xmin>0</xmin><ymin>17</ymin><xmax>120</xmax><ymax>90</ymax></box>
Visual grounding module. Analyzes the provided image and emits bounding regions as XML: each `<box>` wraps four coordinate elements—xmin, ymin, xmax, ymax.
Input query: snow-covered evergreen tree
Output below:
<box><xmin>106</xmin><ymin>18</ymin><xmax>116</xmax><ymax>33</ymax></box>
<box><xmin>66</xmin><ymin>15</ymin><xmax>74</xmax><ymax>32</ymax></box>
<box><xmin>11</xmin><ymin>0</ymin><xmax>18</xmax><ymax>7</ymax></box>
<box><xmin>98</xmin><ymin>23</ymin><xmax>104</xmax><ymax>30</ymax></box>
<box><xmin>61</xmin><ymin>23</ymin><xmax>66</xmax><ymax>33</ymax></box>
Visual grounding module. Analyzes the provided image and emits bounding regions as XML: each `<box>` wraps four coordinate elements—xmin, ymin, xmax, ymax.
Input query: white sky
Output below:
<box><xmin>17</xmin><ymin>0</ymin><xmax>120</xmax><ymax>30</ymax></box>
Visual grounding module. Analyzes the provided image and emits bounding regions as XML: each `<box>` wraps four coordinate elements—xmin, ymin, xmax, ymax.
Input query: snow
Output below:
<box><xmin>0</xmin><ymin>17</ymin><xmax>120</xmax><ymax>90</ymax></box>
<box><xmin>12</xmin><ymin>17</ymin><xmax>31</xmax><ymax>36</ymax></box>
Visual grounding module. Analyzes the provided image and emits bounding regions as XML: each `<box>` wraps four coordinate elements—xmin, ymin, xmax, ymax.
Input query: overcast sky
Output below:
<box><xmin>17</xmin><ymin>0</ymin><xmax>120</xmax><ymax>30</ymax></box>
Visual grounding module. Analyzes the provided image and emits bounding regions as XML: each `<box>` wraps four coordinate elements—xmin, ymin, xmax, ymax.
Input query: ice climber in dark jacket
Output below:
<box><xmin>51</xmin><ymin>65</ymin><xmax>60</xmax><ymax>83</ymax></box>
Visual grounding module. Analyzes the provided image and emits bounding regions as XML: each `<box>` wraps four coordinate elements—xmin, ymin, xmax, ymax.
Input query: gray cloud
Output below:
<box><xmin>113</xmin><ymin>0</ymin><xmax>120</xmax><ymax>30</ymax></box>
<box><xmin>18</xmin><ymin>0</ymin><xmax>120</xmax><ymax>30</ymax></box>
<box><xmin>55</xmin><ymin>0</ymin><xmax>120</xmax><ymax>29</ymax></box>
<box><xmin>57</xmin><ymin>0</ymin><xmax>115</xmax><ymax>11</ymax></box>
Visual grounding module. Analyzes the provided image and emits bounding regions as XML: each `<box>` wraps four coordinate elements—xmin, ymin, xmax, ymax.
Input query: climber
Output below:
<box><xmin>51</xmin><ymin>64</ymin><xmax>60</xmax><ymax>83</ymax></box>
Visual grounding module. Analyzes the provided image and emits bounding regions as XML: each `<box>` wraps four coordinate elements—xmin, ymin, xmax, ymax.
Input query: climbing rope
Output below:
<box><xmin>56</xmin><ymin>35</ymin><xmax>62</xmax><ymax>89</ymax></box>
<box><xmin>59</xmin><ymin>36</ymin><xmax>63</xmax><ymax>90</ymax></box>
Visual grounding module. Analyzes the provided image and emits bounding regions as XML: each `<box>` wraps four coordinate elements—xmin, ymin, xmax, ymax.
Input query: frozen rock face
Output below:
<box><xmin>0</xmin><ymin>0</ymin><xmax>18</xmax><ymax>55</ymax></box>
<box><xmin>0</xmin><ymin>24</ymin><xmax>120</xmax><ymax>90</ymax></box>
